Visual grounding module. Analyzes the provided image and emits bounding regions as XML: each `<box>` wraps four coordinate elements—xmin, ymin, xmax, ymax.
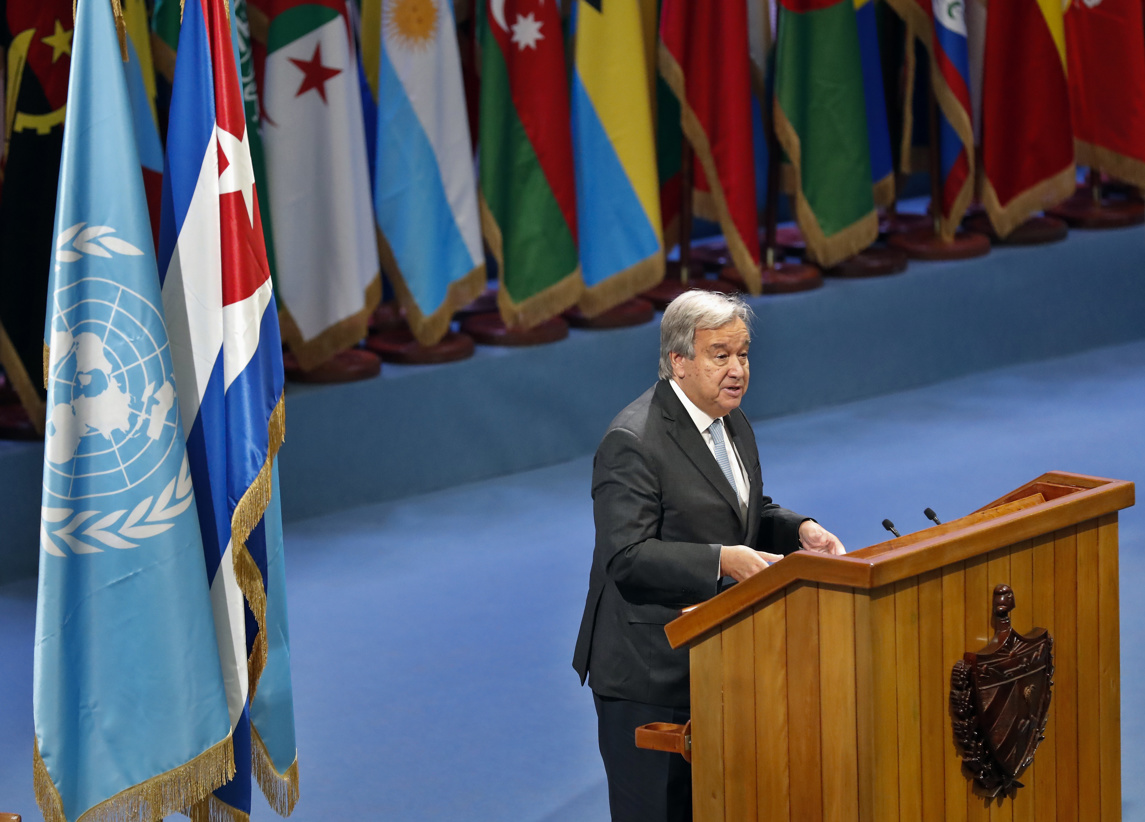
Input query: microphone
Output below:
<box><xmin>924</xmin><ymin>507</ymin><xmax>942</xmax><ymax>525</ymax></box>
<box><xmin>882</xmin><ymin>518</ymin><xmax>901</xmax><ymax>538</ymax></box>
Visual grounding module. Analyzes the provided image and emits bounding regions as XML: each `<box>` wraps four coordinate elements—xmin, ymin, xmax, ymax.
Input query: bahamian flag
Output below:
<box><xmin>370</xmin><ymin>0</ymin><xmax>485</xmax><ymax>346</ymax></box>
<box><xmin>35</xmin><ymin>0</ymin><xmax>234</xmax><ymax>820</ymax></box>
<box><xmin>570</xmin><ymin>0</ymin><xmax>664</xmax><ymax>317</ymax></box>
<box><xmin>774</xmin><ymin>0</ymin><xmax>878</xmax><ymax>267</ymax></box>
<box><xmin>158</xmin><ymin>0</ymin><xmax>299</xmax><ymax>818</ymax></box>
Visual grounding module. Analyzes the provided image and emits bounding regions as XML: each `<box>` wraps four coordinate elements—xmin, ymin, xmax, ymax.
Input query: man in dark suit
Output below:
<box><xmin>572</xmin><ymin>290</ymin><xmax>844</xmax><ymax>822</ymax></box>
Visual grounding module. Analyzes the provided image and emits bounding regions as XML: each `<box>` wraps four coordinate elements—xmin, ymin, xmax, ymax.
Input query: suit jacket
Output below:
<box><xmin>572</xmin><ymin>380</ymin><xmax>807</xmax><ymax>707</ymax></box>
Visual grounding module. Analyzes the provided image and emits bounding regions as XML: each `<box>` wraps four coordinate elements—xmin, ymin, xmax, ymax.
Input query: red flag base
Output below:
<box><xmin>887</xmin><ymin>227</ymin><xmax>991</xmax><ymax>261</ymax></box>
<box><xmin>564</xmin><ymin>299</ymin><xmax>656</xmax><ymax>329</ymax></box>
<box><xmin>716</xmin><ymin>260</ymin><xmax>823</xmax><ymax>294</ymax></box>
<box><xmin>691</xmin><ymin>229</ymin><xmax>802</xmax><ymax>270</ymax></box>
<box><xmin>824</xmin><ymin>247</ymin><xmax>909</xmax><ymax>278</ymax></box>
<box><xmin>454</xmin><ymin>286</ymin><xmax>500</xmax><ymax>319</ymax></box>
<box><xmin>879</xmin><ymin>211</ymin><xmax>931</xmax><ymax>238</ymax></box>
<box><xmin>459</xmin><ymin>313</ymin><xmax>569</xmax><ymax>346</ymax></box>
<box><xmin>1047</xmin><ymin>186</ymin><xmax>1145</xmax><ymax>229</ymax></box>
<box><xmin>283</xmin><ymin>348</ymin><xmax>381</xmax><ymax>384</ymax></box>
<box><xmin>0</xmin><ymin>403</ymin><xmax>41</xmax><ymax>441</ymax></box>
<box><xmin>774</xmin><ymin>225</ymin><xmax>807</xmax><ymax>259</ymax></box>
<box><xmin>364</xmin><ymin>328</ymin><xmax>476</xmax><ymax>364</ymax></box>
<box><xmin>370</xmin><ymin>301</ymin><xmax>407</xmax><ymax>334</ymax></box>
<box><xmin>643</xmin><ymin>273</ymin><xmax>739</xmax><ymax>310</ymax></box>
<box><xmin>963</xmin><ymin>214</ymin><xmax>1068</xmax><ymax>246</ymax></box>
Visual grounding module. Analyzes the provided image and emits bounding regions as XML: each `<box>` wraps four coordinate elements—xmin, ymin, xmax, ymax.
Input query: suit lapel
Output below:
<box><xmin>656</xmin><ymin>381</ymin><xmax>743</xmax><ymax>520</ymax></box>
<box><xmin>725</xmin><ymin>410</ymin><xmax>760</xmax><ymax>529</ymax></box>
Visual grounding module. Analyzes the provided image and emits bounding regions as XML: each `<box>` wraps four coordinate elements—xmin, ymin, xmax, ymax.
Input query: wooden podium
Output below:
<box><xmin>639</xmin><ymin>471</ymin><xmax>1134</xmax><ymax>821</ymax></box>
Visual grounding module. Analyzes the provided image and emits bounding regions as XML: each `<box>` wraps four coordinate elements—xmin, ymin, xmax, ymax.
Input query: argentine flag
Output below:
<box><xmin>159</xmin><ymin>0</ymin><xmax>298</xmax><ymax>816</ymax></box>
<box><xmin>372</xmin><ymin>0</ymin><xmax>486</xmax><ymax>347</ymax></box>
<box><xmin>35</xmin><ymin>0</ymin><xmax>233</xmax><ymax>819</ymax></box>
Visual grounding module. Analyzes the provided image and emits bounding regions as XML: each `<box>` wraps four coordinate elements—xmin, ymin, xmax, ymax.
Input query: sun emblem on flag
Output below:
<box><xmin>384</xmin><ymin>0</ymin><xmax>438</xmax><ymax>50</ymax></box>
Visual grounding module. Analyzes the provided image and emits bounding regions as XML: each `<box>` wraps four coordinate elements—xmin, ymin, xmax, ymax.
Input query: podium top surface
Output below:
<box><xmin>665</xmin><ymin>471</ymin><xmax>1134</xmax><ymax>650</ymax></box>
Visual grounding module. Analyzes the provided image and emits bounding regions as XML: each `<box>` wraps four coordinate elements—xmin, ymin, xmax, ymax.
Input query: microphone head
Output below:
<box><xmin>881</xmin><ymin>518</ymin><xmax>895</xmax><ymax>532</ymax></box>
<box><xmin>924</xmin><ymin>508</ymin><xmax>936</xmax><ymax>519</ymax></box>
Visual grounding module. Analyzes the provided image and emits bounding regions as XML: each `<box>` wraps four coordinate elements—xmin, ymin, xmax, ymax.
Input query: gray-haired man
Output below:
<box><xmin>572</xmin><ymin>290</ymin><xmax>844</xmax><ymax>822</ymax></box>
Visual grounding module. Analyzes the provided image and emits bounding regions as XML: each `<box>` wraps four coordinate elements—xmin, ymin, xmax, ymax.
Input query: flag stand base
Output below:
<box><xmin>283</xmin><ymin>348</ymin><xmax>381</xmax><ymax>384</ymax></box>
<box><xmin>1048</xmin><ymin>186</ymin><xmax>1145</xmax><ymax>229</ymax></box>
<box><xmin>825</xmin><ymin>246</ymin><xmax>909</xmax><ymax>278</ymax></box>
<box><xmin>459</xmin><ymin>313</ymin><xmax>569</xmax><ymax>346</ymax></box>
<box><xmin>370</xmin><ymin>301</ymin><xmax>407</xmax><ymax>334</ymax></box>
<box><xmin>643</xmin><ymin>267</ymin><xmax>739</xmax><ymax>310</ymax></box>
<box><xmin>0</xmin><ymin>404</ymin><xmax>40</xmax><ymax>441</ymax></box>
<box><xmin>887</xmin><ymin>227</ymin><xmax>991</xmax><ymax>261</ymax></box>
<box><xmin>564</xmin><ymin>298</ymin><xmax>656</xmax><ymax>329</ymax></box>
<box><xmin>454</xmin><ymin>287</ymin><xmax>500</xmax><ymax>320</ymax></box>
<box><xmin>364</xmin><ymin>328</ymin><xmax>475</xmax><ymax>364</ymax></box>
<box><xmin>963</xmin><ymin>214</ymin><xmax>1069</xmax><ymax>246</ymax></box>
<box><xmin>720</xmin><ymin>260</ymin><xmax>824</xmax><ymax>294</ymax></box>
<box><xmin>691</xmin><ymin>230</ymin><xmax>801</xmax><ymax>270</ymax></box>
<box><xmin>879</xmin><ymin>211</ymin><xmax>931</xmax><ymax>238</ymax></box>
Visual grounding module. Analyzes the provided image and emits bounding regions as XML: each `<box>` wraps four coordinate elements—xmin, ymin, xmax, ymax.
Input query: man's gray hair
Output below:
<box><xmin>658</xmin><ymin>290</ymin><xmax>754</xmax><ymax>380</ymax></box>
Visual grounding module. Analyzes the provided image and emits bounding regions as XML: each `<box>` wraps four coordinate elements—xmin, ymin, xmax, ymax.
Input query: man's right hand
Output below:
<box><xmin>719</xmin><ymin>544</ymin><xmax>783</xmax><ymax>582</ymax></box>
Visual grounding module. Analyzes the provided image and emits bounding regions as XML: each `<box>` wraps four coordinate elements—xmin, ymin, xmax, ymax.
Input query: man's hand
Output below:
<box><xmin>719</xmin><ymin>544</ymin><xmax>783</xmax><ymax>582</ymax></box>
<box><xmin>799</xmin><ymin>520</ymin><xmax>846</xmax><ymax>555</ymax></box>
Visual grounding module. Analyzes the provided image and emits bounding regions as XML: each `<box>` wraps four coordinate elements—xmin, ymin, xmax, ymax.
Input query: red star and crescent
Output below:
<box><xmin>289</xmin><ymin>43</ymin><xmax>342</xmax><ymax>104</ymax></box>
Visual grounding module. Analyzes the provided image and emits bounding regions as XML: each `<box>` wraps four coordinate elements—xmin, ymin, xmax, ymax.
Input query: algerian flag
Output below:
<box><xmin>262</xmin><ymin>0</ymin><xmax>380</xmax><ymax>370</ymax></box>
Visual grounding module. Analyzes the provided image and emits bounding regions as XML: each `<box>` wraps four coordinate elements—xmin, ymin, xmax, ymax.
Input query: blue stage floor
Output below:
<box><xmin>2</xmin><ymin>338</ymin><xmax>1144</xmax><ymax>821</ymax></box>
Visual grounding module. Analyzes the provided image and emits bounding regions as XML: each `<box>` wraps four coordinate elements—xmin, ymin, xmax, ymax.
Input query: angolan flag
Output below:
<box><xmin>158</xmin><ymin>0</ymin><xmax>298</xmax><ymax>818</ymax></box>
<box><xmin>479</xmin><ymin>0</ymin><xmax>583</xmax><ymax>330</ymax></box>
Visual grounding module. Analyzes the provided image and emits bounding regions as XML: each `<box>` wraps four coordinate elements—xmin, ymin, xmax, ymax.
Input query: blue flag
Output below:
<box><xmin>34</xmin><ymin>0</ymin><xmax>234</xmax><ymax>820</ymax></box>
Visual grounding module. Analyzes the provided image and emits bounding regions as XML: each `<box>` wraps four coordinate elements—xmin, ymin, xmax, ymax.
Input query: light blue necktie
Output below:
<box><xmin>708</xmin><ymin>418</ymin><xmax>738</xmax><ymax>492</ymax></box>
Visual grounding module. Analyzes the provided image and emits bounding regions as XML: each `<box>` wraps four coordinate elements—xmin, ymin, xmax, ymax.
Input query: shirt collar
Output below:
<box><xmin>668</xmin><ymin>378</ymin><xmax>723</xmax><ymax>434</ymax></box>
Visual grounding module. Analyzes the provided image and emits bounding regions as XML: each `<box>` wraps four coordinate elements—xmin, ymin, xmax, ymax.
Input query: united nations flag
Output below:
<box><xmin>33</xmin><ymin>1</ymin><xmax>235</xmax><ymax>820</ymax></box>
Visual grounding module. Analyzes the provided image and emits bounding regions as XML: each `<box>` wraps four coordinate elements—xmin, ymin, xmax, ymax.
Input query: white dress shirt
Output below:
<box><xmin>669</xmin><ymin>379</ymin><xmax>749</xmax><ymax>519</ymax></box>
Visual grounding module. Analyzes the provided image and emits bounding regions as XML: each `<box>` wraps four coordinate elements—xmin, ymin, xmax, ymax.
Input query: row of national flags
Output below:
<box><xmin>6</xmin><ymin>0</ymin><xmax>1145</xmax><ymax>413</ymax></box>
<box><xmin>33</xmin><ymin>1</ymin><xmax>298</xmax><ymax>822</ymax></box>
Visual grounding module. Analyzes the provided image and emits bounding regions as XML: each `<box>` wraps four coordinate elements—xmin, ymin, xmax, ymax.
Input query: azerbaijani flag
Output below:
<box><xmin>158</xmin><ymin>0</ymin><xmax>298</xmax><ymax>817</ymax></box>
<box><xmin>1065</xmin><ymin>0</ymin><xmax>1145</xmax><ymax>188</ymax></box>
<box><xmin>570</xmin><ymin>0</ymin><xmax>663</xmax><ymax>316</ymax></box>
<box><xmin>979</xmin><ymin>0</ymin><xmax>1074</xmax><ymax>237</ymax></box>
<box><xmin>774</xmin><ymin>0</ymin><xmax>878</xmax><ymax>268</ymax></box>
<box><xmin>35</xmin><ymin>0</ymin><xmax>233</xmax><ymax>819</ymax></box>
<box><xmin>887</xmin><ymin>0</ymin><xmax>975</xmax><ymax>240</ymax></box>
<box><xmin>480</xmin><ymin>0</ymin><xmax>583</xmax><ymax>329</ymax></box>
<box><xmin>372</xmin><ymin>0</ymin><xmax>486</xmax><ymax>346</ymax></box>
<box><xmin>660</xmin><ymin>0</ymin><xmax>761</xmax><ymax>292</ymax></box>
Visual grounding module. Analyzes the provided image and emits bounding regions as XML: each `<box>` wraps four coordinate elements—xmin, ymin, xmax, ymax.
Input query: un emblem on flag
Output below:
<box><xmin>41</xmin><ymin>276</ymin><xmax>194</xmax><ymax>556</ymax></box>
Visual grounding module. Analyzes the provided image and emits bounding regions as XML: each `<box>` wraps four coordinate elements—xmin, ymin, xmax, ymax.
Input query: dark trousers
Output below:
<box><xmin>593</xmin><ymin>692</ymin><xmax>692</xmax><ymax>822</ymax></box>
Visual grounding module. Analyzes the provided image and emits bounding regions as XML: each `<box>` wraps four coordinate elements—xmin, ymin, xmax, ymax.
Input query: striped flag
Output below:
<box><xmin>35</xmin><ymin>0</ymin><xmax>233</xmax><ymax>819</ymax></box>
<box><xmin>660</xmin><ymin>0</ymin><xmax>761</xmax><ymax>291</ymax></box>
<box><xmin>888</xmin><ymin>0</ymin><xmax>976</xmax><ymax>239</ymax></box>
<box><xmin>371</xmin><ymin>0</ymin><xmax>486</xmax><ymax>346</ymax></box>
<box><xmin>158</xmin><ymin>0</ymin><xmax>298</xmax><ymax>817</ymax></box>
<box><xmin>262</xmin><ymin>0</ymin><xmax>380</xmax><ymax>370</ymax></box>
<box><xmin>979</xmin><ymin>0</ymin><xmax>1074</xmax><ymax>237</ymax></box>
<box><xmin>1065</xmin><ymin>0</ymin><xmax>1145</xmax><ymax>188</ymax></box>
<box><xmin>570</xmin><ymin>0</ymin><xmax>664</xmax><ymax>316</ymax></box>
<box><xmin>774</xmin><ymin>0</ymin><xmax>878</xmax><ymax>267</ymax></box>
<box><xmin>479</xmin><ymin>0</ymin><xmax>583</xmax><ymax>329</ymax></box>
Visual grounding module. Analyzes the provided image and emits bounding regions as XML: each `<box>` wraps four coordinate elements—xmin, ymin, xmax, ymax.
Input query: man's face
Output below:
<box><xmin>670</xmin><ymin>318</ymin><xmax>750</xmax><ymax>418</ymax></box>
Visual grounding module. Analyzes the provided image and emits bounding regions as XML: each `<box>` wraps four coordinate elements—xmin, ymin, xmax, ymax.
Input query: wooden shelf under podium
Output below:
<box><xmin>637</xmin><ymin>471</ymin><xmax>1134</xmax><ymax>822</ymax></box>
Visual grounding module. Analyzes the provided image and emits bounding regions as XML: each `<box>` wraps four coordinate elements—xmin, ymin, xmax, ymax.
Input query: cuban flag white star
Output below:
<box><xmin>217</xmin><ymin>125</ymin><xmax>257</xmax><ymax>227</ymax></box>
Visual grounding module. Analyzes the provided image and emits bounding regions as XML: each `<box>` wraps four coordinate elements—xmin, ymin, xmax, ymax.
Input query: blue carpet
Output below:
<box><xmin>2</xmin><ymin>339</ymin><xmax>1143</xmax><ymax>821</ymax></box>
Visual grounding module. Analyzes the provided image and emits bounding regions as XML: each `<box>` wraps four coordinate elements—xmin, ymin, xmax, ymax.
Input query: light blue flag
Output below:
<box><xmin>372</xmin><ymin>0</ymin><xmax>486</xmax><ymax>346</ymax></box>
<box><xmin>34</xmin><ymin>1</ymin><xmax>234</xmax><ymax>820</ymax></box>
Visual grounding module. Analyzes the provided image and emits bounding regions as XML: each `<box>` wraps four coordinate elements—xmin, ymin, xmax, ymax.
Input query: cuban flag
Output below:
<box><xmin>928</xmin><ymin>0</ymin><xmax>975</xmax><ymax>239</ymax></box>
<box><xmin>34</xmin><ymin>0</ymin><xmax>233</xmax><ymax>819</ymax></box>
<box><xmin>158</xmin><ymin>0</ymin><xmax>298</xmax><ymax>817</ymax></box>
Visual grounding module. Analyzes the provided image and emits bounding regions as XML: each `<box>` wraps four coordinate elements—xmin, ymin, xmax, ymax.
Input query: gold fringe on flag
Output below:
<box><xmin>35</xmin><ymin>734</ymin><xmax>235</xmax><ymax>822</ymax></box>
<box><xmin>479</xmin><ymin>194</ymin><xmax>586</xmax><ymax>330</ymax></box>
<box><xmin>657</xmin><ymin>45</ymin><xmax>763</xmax><ymax>295</ymax></box>
<box><xmin>230</xmin><ymin>394</ymin><xmax>286</xmax><ymax>700</ymax></box>
<box><xmin>979</xmin><ymin>162</ymin><xmax>1076</xmax><ymax>239</ymax></box>
<box><xmin>278</xmin><ymin>275</ymin><xmax>382</xmax><ymax>371</ymax></box>
<box><xmin>376</xmin><ymin>228</ymin><xmax>487</xmax><ymax>348</ymax></box>
<box><xmin>1076</xmin><ymin>140</ymin><xmax>1145</xmax><ymax>191</ymax></box>
<box><xmin>110</xmin><ymin>0</ymin><xmax>129</xmax><ymax>62</ymax></box>
<box><xmin>576</xmin><ymin>251</ymin><xmax>665</xmax><ymax>319</ymax></box>
<box><xmin>188</xmin><ymin>792</ymin><xmax>250</xmax><ymax>822</ymax></box>
<box><xmin>773</xmin><ymin>104</ymin><xmax>879</xmax><ymax>268</ymax></box>
<box><xmin>252</xmin><ymin>724</ymin><xmax>300</xmax><ymax>817</ymax></box>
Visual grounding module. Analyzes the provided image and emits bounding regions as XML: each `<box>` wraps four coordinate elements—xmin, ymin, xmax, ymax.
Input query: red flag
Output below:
<box><xmin>1065</xmin><ymin>0</ymin><xmax>1145</xmax><ymax>187</ymax></box>
<box><xmin>979</xmin><ymin>0</ymin><xmax>1075</xmax><ymax>237</ymax></box>
<box><xmin>659</xmin><ymin>0</ymin><xmax>760</xmax><ymax>292</ymax></box>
